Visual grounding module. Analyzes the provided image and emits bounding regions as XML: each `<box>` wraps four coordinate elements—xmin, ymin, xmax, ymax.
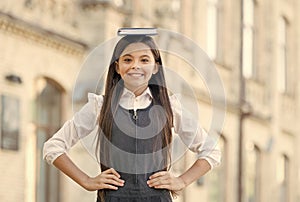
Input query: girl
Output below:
<box><xmin>43</xmin><ymin>34</ymin><xmax>221</xmax><ymax>202</ymax></box>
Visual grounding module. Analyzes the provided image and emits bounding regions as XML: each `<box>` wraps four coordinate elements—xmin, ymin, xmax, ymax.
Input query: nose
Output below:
<box><xmin>131</xmin><ymin>60</ymin><xmax>140</xmax><ymax>69</ymax></box>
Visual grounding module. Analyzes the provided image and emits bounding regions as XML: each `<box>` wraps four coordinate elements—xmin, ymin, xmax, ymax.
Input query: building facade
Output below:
<box><xmin>0</xmin><ymin>0</ymin><xmax>299</xmax><ymax>202</ymax></box>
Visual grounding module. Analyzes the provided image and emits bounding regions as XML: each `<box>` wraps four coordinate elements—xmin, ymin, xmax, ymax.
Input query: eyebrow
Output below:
<box><xmin>121</xmin><ymin>54</ymin><xmax>151</xmax><ymax>58</ymax></box>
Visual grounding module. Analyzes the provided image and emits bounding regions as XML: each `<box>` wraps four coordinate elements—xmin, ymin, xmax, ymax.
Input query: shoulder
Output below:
<box><xmin>169</xmin><ymin>94</ymin><xmax>182</xmax><ymax>110</ymax></box>
<box><xmin>87</xmin><ymin>93</ymin><xmax>104</xmax><ymax>107</ymax></box>
<box><xmin>73</xmin><ymin>93</ymin><xmax>103</xmax><ymax>123</ymax></box>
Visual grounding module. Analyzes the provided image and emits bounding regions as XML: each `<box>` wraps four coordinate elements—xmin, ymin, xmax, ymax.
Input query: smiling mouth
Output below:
<box><xmin>127</xmin><ymin>73</ymin><xmax>144</xmax><ymax>77</ymax></box>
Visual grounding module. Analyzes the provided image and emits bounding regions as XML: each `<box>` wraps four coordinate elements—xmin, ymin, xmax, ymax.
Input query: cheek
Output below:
<box><xmin>145</xmin><ymin>66</ymin><xmax>157</xmax><ymax>75</ymax></box>
<box><xmin>119</xmin><ymin>70</ymin><xmax>126</xmax><ymax>78</ymax></box>
<box><xmin>117</xmin><ymin>65</ymin><xmax>129</xmax><ymax>75</ymax></box>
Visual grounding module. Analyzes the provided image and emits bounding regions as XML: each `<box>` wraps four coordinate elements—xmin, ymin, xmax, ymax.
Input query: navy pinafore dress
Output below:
<box><xmin>97</xmin><ymin>103</ymin><xmax>172</xmax><ymax>202</ymax></box>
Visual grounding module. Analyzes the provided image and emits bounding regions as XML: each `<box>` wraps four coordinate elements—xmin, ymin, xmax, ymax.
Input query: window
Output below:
<box><xmin>36</xmin><ymin>77</ymin><xmax>64</xmax><ymax>202</ymax></box>
<box><xmin>277</xmin><ymin>17</ymin><xmax>288</xmax><ymax>93</ymax></box>
<box><xmin>0</xmin><ymin>95</ymin><xmax>20</xmax><ymax>150</ymax></box>
<box><xmin>245</xmin><ymin>143</ymin><xmax>261</xmax><ymax>202</ymax></box>
<box><xmin>207</xmin><ymin>0</ymin><xmax>219</xmax><ymax>60</ymax></box>
<box><xmin>207</xmin><ymin>135</ymin><xmax>226</xmax><ymax>202</ymax></box>
<box><xmin>242</xmin><ymin>0</ymin><xmax>255</xmax><ymax>78</ymax></box>
<box><xmin>277</xmin><ymin>154</ymin><xmax>290</xmax><ymax>202</ymax></box>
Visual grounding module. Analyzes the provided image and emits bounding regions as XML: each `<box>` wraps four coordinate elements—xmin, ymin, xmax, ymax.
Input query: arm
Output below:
<box><xmin>147</xmin><ymin>95</ymin><xmax>221</xmax><ymax>191</ymax></box>
<box><xmin>43</xmin><ymin>94</ymin><xmax>124</xmax><ymax>190</ymax></box>
<box><xmin>43</xmin><ymin>93</ymin><xmax>103</xmax><ymax>164</ymax></box>
<box><xmin>147</xmin><ymin>158</ymin><xmax>210</xmax><ymax>191</ymax></box>
<box><xmin>53</xmin><ymin>153</ymin><xmax>124</xmax><ymax>191</ymax></box>
<box><xmin>179</xmin><ymin>158</ymin><xmax>211</xmax><ymax>186</ymax></box>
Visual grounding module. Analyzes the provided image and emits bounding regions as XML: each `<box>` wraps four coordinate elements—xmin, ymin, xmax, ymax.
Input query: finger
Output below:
<box><xmin>153</xmin><ymin>184</ymin><xmax>169</xmax><ymax>189</ymax></box>
<box><xmin>105</xmin><ymin>173</ymin><xmax>125</xmax><ymax>183</ymax></box>
<box><xmin>104</xmin><ymin>168</ymin><xmax>121</xmax><ymax>178</ymax></box>
<box><xmin>148</xmin><ymin>173</ymin><xmax>169</xmax><ymax>184</ymax></box>
<box><xmin>102</xmin><ymin>178</ymin><xmax>124</xmax><ymax>186</ymax></box>
<box><xmin>152</xmin><ymin>178</ymin><xmax>170</xmax><ymax>186</ymax></box>
<box><xmin>96</xmin><ymin>173</ymin><xmax>125</xmax><ymax>188</ymax></box>
<box><xmin>149</xmin><ymin>171</ymin><xmax>168</xmax><ymax>179</ymax></box>
<box><xmin>101</xmin><ymin>183</ymin><xmax>119</xmax><ymax>190</ymax></box>
<box><xmin>147</xmin><ymin>177</ymin><xmax>170</xmax><ymax>187</ymax></box>
<box><xmin>147</xmin><ymin>177</ymin><xmax>165</xmax><ymax>186</ymax></box>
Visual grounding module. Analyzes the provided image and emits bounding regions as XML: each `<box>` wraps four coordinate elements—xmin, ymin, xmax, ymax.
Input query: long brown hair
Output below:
<box><xmin>97</xmin><ymin>35</ymin><xmax>174</xmax><ymax>200</ymax></box>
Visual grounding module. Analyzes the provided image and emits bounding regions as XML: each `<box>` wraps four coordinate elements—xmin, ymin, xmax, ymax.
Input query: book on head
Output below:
<box><xmin>117</xmin><ymin>28</ymin><xmax>158</xmax><ymax>36</ymax></box>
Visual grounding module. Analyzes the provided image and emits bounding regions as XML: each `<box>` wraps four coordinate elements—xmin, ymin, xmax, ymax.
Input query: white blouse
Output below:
<box><xmin>43</xmin><ymin>87</ymin><xmax>221</xmax><ymax>169</ymax></box>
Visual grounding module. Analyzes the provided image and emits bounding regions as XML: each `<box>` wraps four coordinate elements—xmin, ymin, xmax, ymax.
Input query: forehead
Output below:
<box><xmin>121</xmin><ymin>42</ymin><xmax>153</xmax><ymax>57</ymax></box>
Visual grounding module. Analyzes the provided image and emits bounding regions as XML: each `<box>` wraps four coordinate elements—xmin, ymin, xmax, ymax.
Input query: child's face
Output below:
<box><xmin>116</xmin><ymin>42</ymin><xmax>158</xmax><ymax>95</ymax></box>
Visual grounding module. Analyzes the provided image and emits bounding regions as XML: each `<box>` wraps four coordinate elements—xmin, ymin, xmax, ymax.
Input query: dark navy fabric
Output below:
<box><xmin>97</xmin><ymin>103</ymin><xmax>172</xmax><ymax>202</ymax></box>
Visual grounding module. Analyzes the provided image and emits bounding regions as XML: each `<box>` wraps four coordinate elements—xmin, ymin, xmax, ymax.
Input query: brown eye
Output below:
<box><xmin>141</xmin><ymin>58</ymin><xmax>149</xmax><ymax>63</ymax></box>
<box><xmin>123</xmin><ymin>58</ymin><xmax>132</xmax><ymax>62</ymax></box>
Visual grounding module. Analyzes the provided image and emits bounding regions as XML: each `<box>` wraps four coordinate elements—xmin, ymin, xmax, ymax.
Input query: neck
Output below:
<box><xmin>125</xmin><ymin>85</ymin><xmax>148</xmax><ymax>97</ymax></box>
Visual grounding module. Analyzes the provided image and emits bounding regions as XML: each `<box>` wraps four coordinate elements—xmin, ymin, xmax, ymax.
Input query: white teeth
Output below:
<box><xmin>129</xmin><ymin>73</ymin><xmax>143</xmax><ymax>77</ymax></box>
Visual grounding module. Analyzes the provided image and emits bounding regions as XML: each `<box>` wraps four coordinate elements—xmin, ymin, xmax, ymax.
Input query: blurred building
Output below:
<box><xmin>0</xmin><ymin>0</ymin><xmax>300</xmax><ymax>202</ymax></box>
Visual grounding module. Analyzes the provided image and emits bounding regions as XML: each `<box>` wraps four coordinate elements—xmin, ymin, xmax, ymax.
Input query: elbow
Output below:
<box><xmin>42</xmin><ymin>141</ymin><xmax>51</xmax><ymax>164</ymax></box>
<box><xmin>197</xmin><ymin>149</ymin><xmax>221</xmax><ymax>170</ymax></box>
<box><xmin>42</xmin><ymin>139</ymin><xmax>60</xmax><ymax>165</ymax></box>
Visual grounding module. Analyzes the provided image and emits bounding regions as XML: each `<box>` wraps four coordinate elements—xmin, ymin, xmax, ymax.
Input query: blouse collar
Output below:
<box><xmin>119</xmin><ymin>87</ymin><xmax>153</xmax><ymax>110</ymax></box>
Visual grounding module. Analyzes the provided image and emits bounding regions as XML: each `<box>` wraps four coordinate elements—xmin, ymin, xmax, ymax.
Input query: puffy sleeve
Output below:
<box><xmin>170</xmin><ymin>94</ymin><xmax>221</xmax><ymax>169</ymax></box>
<box><xmin>43</xmin><ymin>93</ymin><xmax>103</xmax><ymax>164</ymax></box>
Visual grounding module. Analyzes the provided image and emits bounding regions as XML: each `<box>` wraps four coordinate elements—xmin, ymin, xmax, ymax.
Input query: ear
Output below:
<box><xmin>153</xmin><ymin>63</ymin><xmax>159</xmax><ymax>74</ymax></box>
<box><xmin>115</xmin><ymin>61</ymin><xmax>120</xmax><ymax>74</ymax></box>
